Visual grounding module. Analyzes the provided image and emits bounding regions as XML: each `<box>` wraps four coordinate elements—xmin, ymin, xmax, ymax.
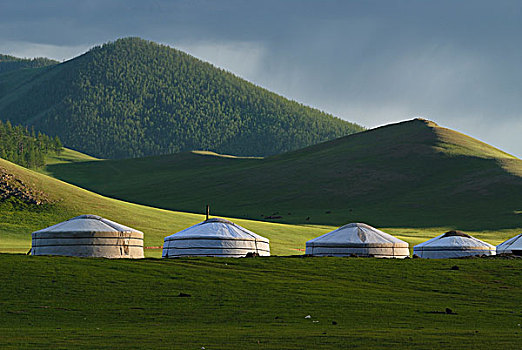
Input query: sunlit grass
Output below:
<box><xmin>0</xmin><ymin>254</ymin><xmax>520</xmax><ymax>349</ymax></box>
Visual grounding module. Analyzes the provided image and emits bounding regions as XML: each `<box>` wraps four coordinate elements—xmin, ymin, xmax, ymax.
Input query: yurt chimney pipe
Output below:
<box><xmin>206</xmin><ymin>205</ymin><xmax>209</xmax><ymax>221</ymax></box>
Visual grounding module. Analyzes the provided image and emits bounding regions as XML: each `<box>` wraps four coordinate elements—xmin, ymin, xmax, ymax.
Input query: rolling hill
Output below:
<box><xmin>0</xmin><ymin>37</ymin><xmax>363</xmax><ymax>159</ymax></box>
<box><xmin>45</xmin><ymin>118</ymin><xmax>522</xmax><ymax>242</ymax></box>
<box><xmin>0</xmin><ymin>155</ymin><xmax>335</xmax><ymax>256</ymax></box>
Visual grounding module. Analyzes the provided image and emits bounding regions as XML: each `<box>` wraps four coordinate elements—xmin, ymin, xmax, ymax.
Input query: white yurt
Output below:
<box><xmin>413</xmin><ymin>231</ymin><xmax>495</xmax><ymax>259</ymax></box>
<box><xmin>496</xmin><ymin>234</ymin><xmax>522</xmax><ymax>255</ymax></box>
<box><xmin>162</xmin><ymin>218</ymin><xmax>270</xmax><ymax>257</ymax></box>
<box><xmin>31</xmin><ymin>214</ymin><xmax>144</xmax><ymax>258</ymax></box>
<box><xmin>305</xmin><ymin>223</ymin><xmax>410</xmax><ymax>258</ymax></box>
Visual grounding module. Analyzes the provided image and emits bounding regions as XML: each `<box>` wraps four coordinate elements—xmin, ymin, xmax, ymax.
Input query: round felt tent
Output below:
<box><xmin>31</xmin><ymin>214</ymin><xmax>144</xmax><ymax>258</ymax></box>
<box><xmin>496</xmin><ymin>233</ymin><xmax>522</xmax><ymax>255</ymax></box>
<box><xmin>305</xmin><ymin>223</ymin><xmax>409</xmax><ymax>258</ymax></box>
<box><xmin>413</xmin><ymin>231</ymin><xmax>495</xmax><ymax>259</ymax></box>
<box><xmin>162</xmin><ymin>218</ymin><xmax>270</xmax><ymax>257</ymax></box>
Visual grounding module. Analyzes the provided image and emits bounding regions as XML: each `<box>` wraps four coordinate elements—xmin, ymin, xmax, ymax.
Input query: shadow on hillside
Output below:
<box><xmin>44</xmin><ymin>153</ymin><xmax>522</xmax><ymax>233</ymax></box>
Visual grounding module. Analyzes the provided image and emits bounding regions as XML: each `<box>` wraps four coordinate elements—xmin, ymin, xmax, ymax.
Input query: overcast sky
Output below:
<box><xmin>1</xmin><ymin>0</ymin><xmax>521</xmax><ymax>156</ymax></box>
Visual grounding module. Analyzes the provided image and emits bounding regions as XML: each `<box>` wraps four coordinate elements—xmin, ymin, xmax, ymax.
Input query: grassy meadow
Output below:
<box><xmin>0</xmin><ymin>155</ymin><xmax>337</xmax><ymax>256</ymax></box>
<box><xmin>44</xmin><ymin>119</ymin><xmax>522</xmax><ymax>246</ymax></box>
<box><xmin>0</xmin><ymin>142</ymin><xmax>508</xmax><ymax>257</ymax></box>
<box><xmin>1</xmin><ymin>254</ymin><xmax>520</xmax><ymax>349</ymax></box>
<box><xmin>1</xmin><ymin>121</ymin><xmax>521</xmax><ymax>349</ymax></box>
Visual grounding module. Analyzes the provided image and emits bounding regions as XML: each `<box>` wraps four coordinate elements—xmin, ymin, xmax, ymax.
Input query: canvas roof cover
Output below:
<box><xmin>497</xmin><ymin>233</ymin><xmax>522</xmax><ymax>255</ymax></box>
<box><xmin>162</xmin><ymin>218</ymin><xmax>270</xmax><ymax>257</ymax></box>
<box><xmin>31</xmin><ymin>214</ymin><xmax>144</xmax><ymax>258</ymax></box>
<box><xmin>413</xmin><ymin>231</ymin><xmax>495</xmax><ymax>259</ymax></box>
<box><xmin>305</xmin><ymin>223</ymin><xmax>409</xmax><ymax>258</ymax></box>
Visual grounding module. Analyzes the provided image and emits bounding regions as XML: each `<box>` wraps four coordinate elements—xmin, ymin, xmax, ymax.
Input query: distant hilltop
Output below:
<box><xmin>0</xmin><ymin>54</ymin><xmax>58</xmax><ymax>74</ymax></box>
<box><xmin>46</xmin><ymin>118</ymin><xmax>522</xmax><ymax>230</ymax></box>
<box><xmin>0</xmin><ymin>37</ymin><xmax>364</xmax><ymax>159</ymax></box>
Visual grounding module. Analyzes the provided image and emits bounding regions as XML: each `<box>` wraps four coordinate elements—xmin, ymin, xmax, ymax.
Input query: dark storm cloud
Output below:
<box><xmin>1</xmin><ymin>0</ymin><xmax>522</xmax><ymax>156</ymax></box>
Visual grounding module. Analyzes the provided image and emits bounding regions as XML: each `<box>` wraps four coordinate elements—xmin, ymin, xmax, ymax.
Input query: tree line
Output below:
<box><xmin>0</xmin><ymin>120</ymin><xmax>62</xmax><ymax>168</ymax></box>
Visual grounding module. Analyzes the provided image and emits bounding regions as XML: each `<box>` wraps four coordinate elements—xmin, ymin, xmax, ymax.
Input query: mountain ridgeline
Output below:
<box><xmin>0</xmin><ymin>38</ymin><xmax>363</xmax><ymax>158</ymax></box>
<box><xmin>0</xmin><ymin>55</ymin><xmax>58</xmax><ymax>74</ymax></box>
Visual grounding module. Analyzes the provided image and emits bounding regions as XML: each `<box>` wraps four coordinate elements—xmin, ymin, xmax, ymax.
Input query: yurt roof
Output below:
<box><xmin>33</xmin><ymin>214</ymin><xmax>143</xmax><ymax>234</ymax></box>
<box><xmin>306</xmin><ymin>223</ymin><xmax>408</xmax><ymax>247</ymax></box>
<box><xmin>414</xmin><ymin>231</ymin><xmax>494</xmax><ymax>250</ymax></box>
<box><xmin>164</xmin><ymin>218</ymin><xmax>269</xmax><ymax>242</ymax></box>
<box><xmin>497</xmin><ymin>234</ymin><xmax>522</xmax><ymax>252</ymax></box>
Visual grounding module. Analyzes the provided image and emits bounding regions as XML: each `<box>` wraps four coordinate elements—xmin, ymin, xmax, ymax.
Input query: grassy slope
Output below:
<box><xmin>45</xmin><ymin>148</ymin><xmax>100</xmax><ymax>165</ymax></box>
<box><xmin>37</xmin><ymin>148</ymin><xmax>100</xmax><ymax>176</ymax></box>
<box><xmin>45</xmin><ymin>119</ymin><xmax>522</xmax><ymax>245</ymax></box>
<box><xmin>0</xmin><ymin>157</ymin><xmax>332</xmax><ymax>256</ymax></box>
<box><xmin>1</xmin><ymin>254</ymin><xmax>520</xmax><ymax>349</ymax></box>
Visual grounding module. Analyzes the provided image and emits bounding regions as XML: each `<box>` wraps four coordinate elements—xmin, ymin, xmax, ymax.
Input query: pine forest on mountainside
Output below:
<box><xmin>0</xmin><ymin>120</ymin><xmax>62</xmax><ymax>169</ymax></box>
<box><xmin>0</xmin><ymin>37</ymin><xmax>364</xmax><ymax>159</ymax></box>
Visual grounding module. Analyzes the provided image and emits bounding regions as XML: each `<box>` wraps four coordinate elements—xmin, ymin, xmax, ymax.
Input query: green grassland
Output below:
<box><xmin>4</xmin><ymin>141</ymin><xmax>505</xmax><ymax>258</ymax></box>
<box><xmin>1</xmin><ymin>254</ymin><xmax>520</xmax><ymax>349</ymax></box>
<box><xmin>45</xmin><ymin>119</ymin><xmax>522</xmax><ymax>245</ymax></box>
<box><xmin>44</xmin><ymin>148</ymin><xmax>99</xmax><ymax>165</ymax></box>
<box><xmin>0</xmin><ymin>156</ymin><xmax>334</xmax><ymax>256</ymax></box>
<box><xmin>1</xmin><ymin>120</ymin><xmax>521</xmax><ymax>349</ymax></box>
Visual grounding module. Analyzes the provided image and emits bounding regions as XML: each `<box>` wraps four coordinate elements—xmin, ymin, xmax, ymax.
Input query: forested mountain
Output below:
<box><xmin>0</xmin><ymin>54</ymin><xmax>58</xmax><ymax>74</ymax></box>
<box><xmin>0</xmin><ymin>38</ymin><xmax>363</xmax><ymax>158</ymax></box>
<box><xmin>0</xmin><ymin>120</ymin><xmax>62</xmax><ymax>168</ymax></box>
